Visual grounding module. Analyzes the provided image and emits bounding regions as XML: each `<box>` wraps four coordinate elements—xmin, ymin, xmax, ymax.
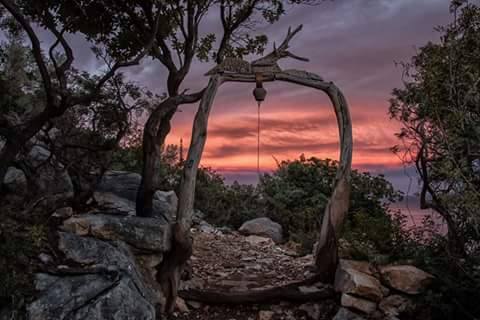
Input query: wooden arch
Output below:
<box><xmin>157</xmin><ymin>25</ymin><xmax>353</xmax><ymax>313</ymax></box>
<box><xmin>176</xmin><ymin>69</ymin><xmax>352</xmax><ymax>281</ymax></box>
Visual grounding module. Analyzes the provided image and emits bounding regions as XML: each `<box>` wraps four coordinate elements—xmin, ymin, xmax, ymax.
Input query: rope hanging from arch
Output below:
<box><xmin>253</xmin><ymin>72</ymin><xmax>267</xmax><ymax>176</ymax></box>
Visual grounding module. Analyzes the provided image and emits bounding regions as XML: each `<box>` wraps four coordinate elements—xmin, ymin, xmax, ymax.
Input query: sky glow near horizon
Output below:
<box><xmin>17</xmin><ymin>0</ymin><xmax>473</xmax><ymax>193</ymax></box>
<box><xmin>160</xmin><ymin>0</ymin><xmax>457</xmax><ymax>191</ymax></box>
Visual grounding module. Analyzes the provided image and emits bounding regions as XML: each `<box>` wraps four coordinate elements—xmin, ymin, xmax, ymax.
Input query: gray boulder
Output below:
<box><xmin>3</xmin><ymin>167</ymin><xmax>27</xmax><ymax>193</ymax></box>
<box><xmin>27</xmin><ymin>145</ymin><xmax>51</xmax><ymax>167</ymax></box>
<box><xmin>28</xmin><ymin>272</ymin><xmax>155</xmax><ymax>320</ymax></box>
<box><xmin>153</xmin><ymin>190</ymin><xmax>178</xmax><ymax>222</ymax></box>
<box><xmin>61</xmin><ymin>214</ymin><xmax>172</xmax><ymax>252</ymax></box>
<box><xmin>26</xmin><ymin>145</ymin><xmax>73</xmax><ymax>196</ymax></box>
<box><xmin>97</xmin><ymin>171</ymin><xmax>141</xmax><ymax>202</ymax></box>
<box><xmin>94</xmin><ymin>192</ymin><xmax>137</xmax><ymax>216</ymax></box>
<box><xmin>97</xmin><ymin>171</ymin><xmax>177</xmax><ymax>221</ymax></box>
<box><xmin>238</xmin><ymin>217</ymin><xmax>283</xmax><ymax>244</ymax></box>
<box><xmin>198</xmin><ymin>220</ymin><xmax>216</xmax><ymax>234</ymax></box>
<box><xmin>332</xmin><ymin>308</ymin><xmax>366</xmax><ymax>320</ymax></box>
<box><xmin>58</xmin><ymin>232</ymin><xmax>158</xmax><ymax>302</ymax></box>
<box><xmin>28</xmin><ymin>221</ymin><xmax>169</xmax><ymax>319</ymax></box>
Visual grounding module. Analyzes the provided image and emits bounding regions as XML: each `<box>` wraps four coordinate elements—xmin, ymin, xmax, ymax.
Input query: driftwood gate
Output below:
<box><xmin>161</xmin><ymin>25</ymin><xmax>352</xmax><ymax>312</ymax></box>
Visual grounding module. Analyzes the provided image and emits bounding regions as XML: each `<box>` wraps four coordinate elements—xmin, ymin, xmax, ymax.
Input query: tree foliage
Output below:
<box><xmin>390</xmin><ymin>1</ymin><xmax>480</xmax><ymax>257</ymax></box>
<box><xmin>390</xmin><ymin>2</ymin><xmax>480</xmax><ymax>318</ymax></box>
<box><xmin>259</xmin><ymin>155</ymin><xmax>403</xmax><ymax>252</ymax></box>
<box><xmin>0</xmin><ymin>30</ymin><xmax>156</xmax><ymax>203</ymax></box>
<box><xmin>114</xmin><ymin>147</ymin><xmax>403</xmax><ymax>255</ymax></box>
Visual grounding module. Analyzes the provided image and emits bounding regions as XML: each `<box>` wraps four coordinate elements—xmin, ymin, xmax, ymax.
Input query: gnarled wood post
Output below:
<box><xmin>157</xmin><ymin>76</ymin><xmax>222</xmax><ymax>313</ymax></box>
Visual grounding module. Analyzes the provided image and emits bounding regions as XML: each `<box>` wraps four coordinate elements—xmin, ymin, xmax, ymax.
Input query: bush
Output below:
<box><xmin>259</xmin><ymin>155</ymin><xmax>403</xmax><ymax>253</ymax></box>
<box><xmin>0</xmin><ymin>200</ymin><xmax>49</xmax><ymax>316</ymax></box>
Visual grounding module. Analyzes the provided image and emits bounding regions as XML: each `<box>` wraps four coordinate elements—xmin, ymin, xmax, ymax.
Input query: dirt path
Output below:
<box><xmin>171</xmin><ymin>228</ymin><xmax>338</xmax><ymax>320</ymax></box>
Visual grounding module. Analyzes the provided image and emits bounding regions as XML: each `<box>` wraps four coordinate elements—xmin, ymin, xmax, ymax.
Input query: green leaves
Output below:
<box><xmin>389</xmin><ymin>5</ymin><xmax>480</xmax><ymax>316</ymax></box>
<box><xmin>390</xmin><ymin>1</ymin><xmax>480</xmax><ymax>242</ymax></box>
<box><xmin>196</xmin><ymin>33</ymin><xmax>216</xmax><ymax>62</ymax></box>
<box><xmin>259</xmin><ymin>155</ymin><xmax>402</xmax><ymax>251</ymax></box>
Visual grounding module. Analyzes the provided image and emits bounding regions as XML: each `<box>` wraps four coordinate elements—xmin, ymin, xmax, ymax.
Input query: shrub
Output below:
<box><xmin>259</xmin><ymin>155</ymin><xmax>403</xmax><ymax>252</ymax></box>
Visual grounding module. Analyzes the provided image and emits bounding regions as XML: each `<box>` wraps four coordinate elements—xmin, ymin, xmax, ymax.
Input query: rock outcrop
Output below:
<box><xmin>333</xmin><ymin>259</ymin><xmax>433</xmax><ymax>318</ymax></box>
<box><xmin>96</xmin><ymin>170</ymin><xmax>177</xmax><ymax>222</ymax></box>
<box><xmin>27</xmin><ymin>214</ymin><xmax>173</xmax><ymax>320</ymax></box>
<box><xmin>61</xmin><ymin>214</ymin><xmax>172</xmax><ymax>252</ymax></box>
<box><xmin>3</xmin><ymin>167</ymin><xmax>27</xmax><ymax>194</ymax></box>
<box><xmin>2</xmin><ymin>144</ymin><xmax>73</xmax><ymax>198</ymax></box>
<box><xmin>27</xmin><ymin>145</ymin><xmax>74</xmax><ymax>196</ymax></box>
<box><xmin>379</xmin><ymin>265</ymin><xmax>434</xmax><ymax>295</ymax></box>
<box><xmin>238</xmin><ymin>217</ymin><xmax>283</xmax><ymax>244</ymax></box>
<box><xmin>97</xmin><ymin>170</ymin><xmax>142</xmax><ymax>201</ymax></box>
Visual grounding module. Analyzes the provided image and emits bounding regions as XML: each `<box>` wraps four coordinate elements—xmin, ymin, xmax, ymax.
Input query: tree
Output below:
<box><xmin>66</xmin><ymin>1</ymin><xmax>321</xmax><ymax>312</ymax></box>
<box><xmin>390</xmin><ymin>1</ymin><xmax>480</xmax><ymax>259</ymax></box>
<box><xmin>1</xmin><ymin>1</ymin><xmax>331</xmax><ymax>312</ymax></box>
<box><xmin>38</xmin><ymin>0</ymin><xmax>284</xmax><ymax>218</ymax></box>
<box><xmin>0</xmin><ymin>0</ymin><xmax>155</xmax><ymax>194</ymax></box>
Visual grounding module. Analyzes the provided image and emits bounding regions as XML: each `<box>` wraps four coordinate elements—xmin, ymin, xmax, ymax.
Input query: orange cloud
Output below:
<box><xmin>166</xmin><ymin>101</ymin><xmax>403</xmax><ymax>174</ymax></box>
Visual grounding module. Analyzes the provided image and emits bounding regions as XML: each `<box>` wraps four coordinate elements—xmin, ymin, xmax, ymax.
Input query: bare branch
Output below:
<box><xmin>0</xmin><ymin>0</ymin><xmax>55</xmax><ymax>106</ymax></box>
<box><xmin>74</xmin><ymin>4</ymin><xmax>162</xmax><ymax>105</ymax></box>
<box><xmin>216</xmin><ymin>0</ymin><xmax>260</xmax><ymax>64</ymax></box>
<box><xmin>277</xmin><ymin>25</ymin><xmax>303</xmax><ymax>52</ymax></box>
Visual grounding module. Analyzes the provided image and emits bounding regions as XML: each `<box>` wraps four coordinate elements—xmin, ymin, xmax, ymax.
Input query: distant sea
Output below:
<box><xmin>390</xmin><ymin>195</ymin><xmax>447</xmax><ymax>234</ymax></box>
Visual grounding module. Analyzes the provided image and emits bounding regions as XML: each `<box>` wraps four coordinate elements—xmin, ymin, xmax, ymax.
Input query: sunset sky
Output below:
<box><xmin>43</xmin><ymin>0</ymin><xmax>461</xmax><ymax>193</ymax></box>
<box><xmin>158</xmin><ymin>0</ymin><xmax>456</xmax><ymax>192</ymax></box>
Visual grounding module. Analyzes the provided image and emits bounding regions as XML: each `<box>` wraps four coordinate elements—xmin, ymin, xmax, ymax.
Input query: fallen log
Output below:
<box><xmin>179</xmin><ymin>279</ymin><xmax>335</xmax><ymax>304</ymax></box>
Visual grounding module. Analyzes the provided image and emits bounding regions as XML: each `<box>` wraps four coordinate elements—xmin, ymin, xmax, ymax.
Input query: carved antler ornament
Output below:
<box><xmin>205</xmin><ymin>25</ymin><xmax>308</xmax><ymax>76</ymax></box>
<box><xmin>251</xmin><ymin>24</ymin><xmax>309</xmax><ymax>73</ymax></box>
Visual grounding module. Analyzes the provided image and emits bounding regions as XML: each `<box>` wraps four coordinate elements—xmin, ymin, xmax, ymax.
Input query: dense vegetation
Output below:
<box><xmin>389</xmin><ymin>2</ymin><xmax>480</xmax><ymax>318</ymax></box>
<box><xmin>113</xmin><ymin>145</ymin><xmax>405</xmax><ymax>257</ymax></box>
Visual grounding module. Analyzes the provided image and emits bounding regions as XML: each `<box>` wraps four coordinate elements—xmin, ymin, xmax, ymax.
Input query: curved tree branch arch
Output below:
<box><xmin>178</xmin><ymin>71</ymin><xmax>352</xmax><ymax>277</ymax></box>
<box><xmin>157</xmin><ymin>26</ymin><xmax>352</xmax><ymax>313</ymax></box>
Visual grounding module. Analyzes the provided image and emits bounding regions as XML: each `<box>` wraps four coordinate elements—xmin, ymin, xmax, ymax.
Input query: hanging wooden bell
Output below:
<box><xmin>253</xmin><ymin>73</ymin><xmax>267</xmax><ymax>105</ymax></box>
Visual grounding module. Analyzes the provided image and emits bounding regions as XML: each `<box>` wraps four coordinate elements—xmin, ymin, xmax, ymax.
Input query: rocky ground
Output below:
<box><xmin>5</xmin><ymin>171</ymin><xmax>433</xmax><ymax>320</ymax></box>
<box><xmin>170</xmin><ymin>224</ymin><xmax>434</xmax><ymax>320</ymax></box>
<box><xmin>190</xmin><ymin>229</ymin><xmax>313</xmax><ymax>290</ymax></box>
<box><xmin>171</xmin><ymin>227</ymin><xmax>339</xmax><ymax>320</ymax></box>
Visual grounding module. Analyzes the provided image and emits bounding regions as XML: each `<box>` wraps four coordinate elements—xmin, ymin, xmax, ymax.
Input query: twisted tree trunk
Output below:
<box><xmin>136</xmin><ymin>97</ymin><xmax>178</xmax><ymax>217</ymax></box>
<box><xmin>156</xmin><ymin>77</ymin><xmax>221</xmax><ymax>312</ymax></box>
<box><xmin>136</xmin><ymin>90</ymin><xmax>205</xmax><ymax>218</ymax></box>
